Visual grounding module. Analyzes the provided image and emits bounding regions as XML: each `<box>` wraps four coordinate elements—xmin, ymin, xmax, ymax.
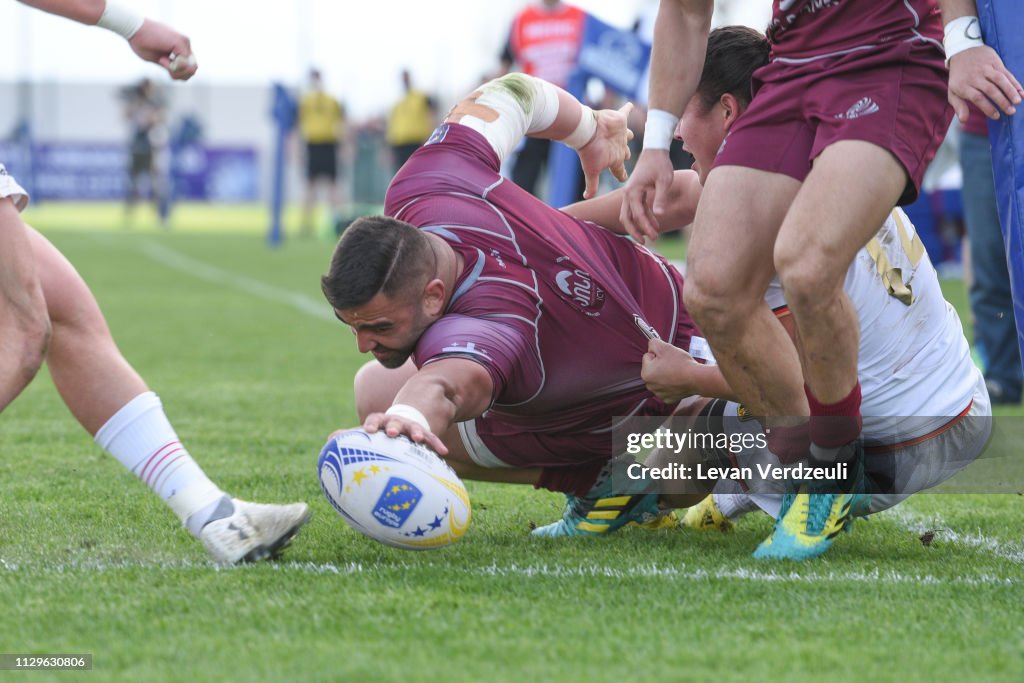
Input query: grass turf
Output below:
<box><xmin>2</xmin><ymin>203</ymin><xmax>1022</xmax><ymax>682</ymax></box>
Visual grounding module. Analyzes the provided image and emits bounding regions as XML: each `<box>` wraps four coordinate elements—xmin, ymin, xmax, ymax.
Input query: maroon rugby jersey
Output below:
<box><xmin>767</xmin><ymin>0</ymin><xmax>944</xmax><ymax>61</ymax></box>
<box><xmin>384</xmin><ymin>123</ymin><xmax>699</xmax><ymax>435</ymax></box>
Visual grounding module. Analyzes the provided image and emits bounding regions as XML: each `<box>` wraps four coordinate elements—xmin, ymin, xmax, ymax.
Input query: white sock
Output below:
<box><xmin>94</xmin><ymin>391</ymin><xmax>230</xmax><ymax>537</ymax></box>
<box><xmin>712</xmin><ymin>480</ymin><xmax>760</xmax><ymax>520</ymax></box>
<box><xmin>747</xmin><ymin>493</ymin><xmax>783</xmax><ymax>519</ymax></box>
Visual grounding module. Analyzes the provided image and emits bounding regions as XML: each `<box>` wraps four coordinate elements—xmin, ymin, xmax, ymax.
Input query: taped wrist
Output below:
<box><xmin>385</xmin><ymin>403</ymin><xmax>430</xmax><ymax>430</ymax></box>
<box><xmin>944</xmin><ymin>16</ymin><xmax>985</xmax><ymax>65</ymax></box>
<box><xmin>454</xmin><ymin>74</ymin><xmax>559</xmax><ymax>161</ymax></box>
<box><xmin>642</xmin><ymin>109</ymin><xmax>679</xmax><ymax>150</ymax></box>
<box><xmin>97</xmin><ymin>2</ymin><xmax>145</xmax><ymax>40</ymax></box>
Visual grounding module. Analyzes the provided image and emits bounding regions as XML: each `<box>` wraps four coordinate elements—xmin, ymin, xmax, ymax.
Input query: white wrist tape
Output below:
<box><xmin>97</xmin><ymin>2</ymin><xmax>145</xmax><ymax>40</ymax></box>
<box><xmin>456</xmin><ymin>74</ymin><xmax>558</xmax><ymax>162</ymax></box>
<box><xmin>943</xmin><ymin>16</ymin><xmax>985</xmax><ymax>64</ymax></box>
<box><xmin>559</xmin><ymin>105</ymin><xmax>597</xmax><ymax>149</ymax></box>
<box><xmin>642</xmin><ymin>109</ymin><xmax>679</xmax><ymax>150</ymax></box>
<box><xmin>385</xmin><ymin>404</ymin><xmax>430</xmax><ymax>430</ymax></box>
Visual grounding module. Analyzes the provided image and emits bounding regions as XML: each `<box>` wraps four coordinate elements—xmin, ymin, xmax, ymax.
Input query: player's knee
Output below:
<box><xmin>684</xmin><ymin>271</ymin><xmax>749</xmax><ymax>336</ymax></box>
<box><xmin>353</xmin><ymin>362</ymin><xmax>390</xmax><ymax>421</ymax></box>
<box><xmin>353</xmin><ymin>359</ymin><xmax>415</xmax><ymax>422</ymax></box>
<box><xmin>775</xmin><ymin>246</ymin><xmax>843</xmax><ymax>314</ymax></box>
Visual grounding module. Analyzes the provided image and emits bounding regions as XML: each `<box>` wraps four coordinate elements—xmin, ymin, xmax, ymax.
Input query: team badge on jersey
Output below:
<box><xmin>735</xmin><ymin>403</ymin><xmax>756</xmax><ymax>422</ymax></box>
<box><xmin>426</xmin><ymin>124</ymin><xmax>449</xmax><ymax>146</ymax></box>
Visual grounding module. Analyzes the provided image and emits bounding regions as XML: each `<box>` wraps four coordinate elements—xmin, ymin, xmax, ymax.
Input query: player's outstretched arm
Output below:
<box><xmin>940</xmin><ymin>0</ymin><xmax>1023</xmax><ymax>122</ymax></box>
<box><xmin>621</xmin><ymin>0</ymin><xmax>712</xmax><ymax>244</ymax></box>
<box><xmin>17</xmin><ymin>0</ymin><xmax>197</xmax><ymax>80</ymax></box>
<box><xmin>562</xmin><ymin>169</ymin><xmax>702</xmax><ymax>235</ymax></box>
<box><xmin>445</xmin><ymin>73</ymin><xmax>633</xmax><ymax>198</ymax></box>
<box><xmin>362</xmin><ymin>358</ymin><xmax>494</xmax><ymax>456</ymax></box>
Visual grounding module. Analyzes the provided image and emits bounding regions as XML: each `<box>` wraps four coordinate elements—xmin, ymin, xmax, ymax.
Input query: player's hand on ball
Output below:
<box><xmin>641</xmin><ymin>338</ymin><xmax>702</xmax><ymax>403</ymax></box>
<box><xmin>128</xmin><ymin>19</ymin><xmax>198</xmax><ymax>80</ymax></box>
<box><xmin>577</xmin><ymin>102</ymin><xmax>634</xmax><ymax>200</ymax></box>
<box><xmin>363</xmin><ymin>412</ymin><xmax>448</xmax><ymax>456</ymax></box>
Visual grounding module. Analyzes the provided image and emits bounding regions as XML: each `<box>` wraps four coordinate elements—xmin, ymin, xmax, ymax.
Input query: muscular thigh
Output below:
<box><xmin>689</xmin><ymin>166</ymin><xmax>799</xmax><ymax>304</ymax></box>
<box><xmin>776</xmin><ymin>139</ymin><xmax>906</xmax><ymax>282</ymax></box>
<box><xmin>25</xmin><ymin>227</ymin><xmax>99</xmax><ymax>324</ymax></box>
<box><xmin>0</xmin><ymin>200</ymin><xmax>43</xmax><ymax>312</ymax></box>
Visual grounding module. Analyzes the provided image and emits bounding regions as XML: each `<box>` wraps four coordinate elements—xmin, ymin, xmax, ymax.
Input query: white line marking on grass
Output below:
<box><xmin>138</xmin><ymin>241</ymin><xmax>334</xmax><ymax>323</ymax></box>
<box><xmin>1</xmin><ymin>558</ymin><xmax>1016</xmax><ymax>586</ymax></box>
<box><xmin>882</xmin><ymin>505</ymin><xmax>1024</xmax><ymax>566</ymax></box>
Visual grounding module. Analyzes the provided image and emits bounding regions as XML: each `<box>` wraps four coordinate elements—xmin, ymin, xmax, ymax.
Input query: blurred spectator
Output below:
<box><xmin>297</xmin><ymin>68</ymin><xmax>346</xmax><ymax>237</ymax></box>
<box><xmin>120</xmin><ymin>77</ymin><xmax>167</xmax><ymax>226</ymax></box>
<box><xmin>499</xmin><ymin>0</ymin><xmax>585</xmax><ymax>196</ymax></box>
<box><xmin>386</xmin><ymin>70</ymin><xmax>436</xmax><ymax>173</ymax></box>
<box><xmin>961</xmin><ymin>102</ymin><xmax>1022</xmax><ymax>404</ymax></box>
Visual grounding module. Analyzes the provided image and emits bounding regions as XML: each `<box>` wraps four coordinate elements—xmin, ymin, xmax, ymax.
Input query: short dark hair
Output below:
<box><xmin>321</xmin><ymin>215</ymin><xmax>434</xmax><ymax>311</ymax></box>
<box><xmin>696</xmin><ymin>26</ymin><xmax>770</xmax><ymax>111</ymax></box>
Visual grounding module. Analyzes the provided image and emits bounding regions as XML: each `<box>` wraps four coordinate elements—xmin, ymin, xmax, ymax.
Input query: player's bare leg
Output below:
<box><xmin>28</xmin><ymin>227</ymin><xmax>309</xmax><ymax>564</ymax></box>
<box><xmin>300</xmin><ymin>179</ymin><xmax>318</xmax><ymax>237</ymax></box>
<box><xmin>686</xmin><ymin>165</ymin><xmax>809</xmax><ymax>458</ymax></box>
<box><xmin>775</xmin><ymin>140</ymin><xmax>906</xmax><ymax>409</ymax></box>
<box><xmin>754</xmin><ymin>140</ymin><xmax>903</xmax><ymax>560</ymax></box>
<box><xmin>0</xmin><ymin>198</ymin><xmax>50</xmax><ymax>412</ymax></box>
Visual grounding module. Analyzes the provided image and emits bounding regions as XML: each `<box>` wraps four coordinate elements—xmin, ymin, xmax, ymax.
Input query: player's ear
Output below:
<box><xmin>422</xmin><ymin>278</ymin><xmax>446</xmax><ymax>316</ymax></box>
<box><xmin>720</xmin><ymin>93</ymin><xmax>741</xmax><ymax>132</ymax></box>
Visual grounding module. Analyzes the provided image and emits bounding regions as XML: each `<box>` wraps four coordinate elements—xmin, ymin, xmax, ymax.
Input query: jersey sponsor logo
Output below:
<box><xmin>425</xmin><ymin>124</ymin><xmax>449</xmax><ymax>146</ymax></box>
<box><xmin>633</xmin><ymin>314</ymin><xmax>661</xmax><ymax>341</ymax></box>
<box><xmin>768</xmin><ymin>0</ymin><xmax>841</xmax><ymax>40</ymax></box>
<box><xmin>834</xmin><ymin>97</ymin><xmax>879</xmax><ymax>120</ymax></box>
<box><xmin>554</xmin><ymin>264</ymin><xmax>606</xmax><ymax>316</ymax></box>
<box><xmin>521</xmin><ymin>19</ymin><xmax>580</xmax><ymax>41</ymax></box>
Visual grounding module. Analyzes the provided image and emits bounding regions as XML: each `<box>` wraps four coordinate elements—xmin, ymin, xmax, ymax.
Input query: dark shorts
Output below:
<box><xmin>713</xmin><ymin>40</ymin><xmax>952</xmax><ymax>205</ymax></box>
<box><xmin>459</xmin><ymin>396</ymin><xmax>680</xmax><ymax>494</ymax></box>
<box><xmin>130</xmin><ymin>149</ymin><xmax>153</xmax><ymax>176</ymax></box>
<box><xmin>306</xmin><ymin>142</ymin><xmax>338</xmax><ymax>180</ymax></box>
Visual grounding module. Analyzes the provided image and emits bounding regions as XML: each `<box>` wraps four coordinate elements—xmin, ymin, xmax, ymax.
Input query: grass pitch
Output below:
<box><xmin>2</xmin><ymin>203</ymin><xmax>1022</xmax><ymax>682</ymax></box>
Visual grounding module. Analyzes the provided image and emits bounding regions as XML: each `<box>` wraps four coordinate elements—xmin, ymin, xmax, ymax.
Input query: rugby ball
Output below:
<box><xmin>317</xmin><ymin>429</ymin><xmax>472</xmax><ymax>549</ymax></box>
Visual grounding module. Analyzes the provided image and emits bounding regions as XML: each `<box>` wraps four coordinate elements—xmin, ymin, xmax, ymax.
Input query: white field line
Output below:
<box><xmin>138</xmin><ymin>241</ymin><xmax>334</xmax><ymax>323</ymax></box>
<box><xmin>0</xmin><ymin>557</ymin><xmax>1016</xmax><ymax>586</ymax></box>
<box><xmin>881</xmin><ymin>505</ymin><xmax>1024</xmax><ymax>566</ymax></box>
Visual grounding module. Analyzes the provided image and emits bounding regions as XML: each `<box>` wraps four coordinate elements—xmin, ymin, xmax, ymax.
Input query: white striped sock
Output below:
<box><xmin>95</xmin><ymin>392</ymin><xmax>226</xmax><ymax>536</ymax></box>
